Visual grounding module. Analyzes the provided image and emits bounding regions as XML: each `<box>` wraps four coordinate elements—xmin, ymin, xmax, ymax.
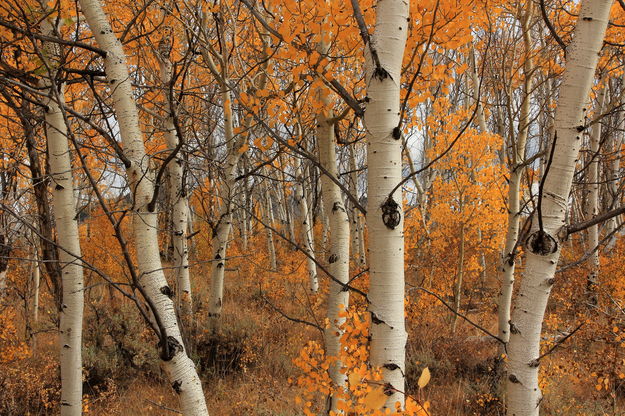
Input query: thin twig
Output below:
<box><xmin>408</xmin><ymin>285</ymin><xmax>505</xmax><ymax>345</ymax></box>
<box><xmin>536</xmin><ymin>322</ymin><xmax>584</xmax><ymax>362</ymax></box>
<box><xmin>144</xmin><ymin>399</ymin><xmax>182</xmax><ymax>414</ymax></box>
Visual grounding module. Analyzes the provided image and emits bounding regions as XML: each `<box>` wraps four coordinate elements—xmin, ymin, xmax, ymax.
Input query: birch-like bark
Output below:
<box><xmin>24</xmin><ymin>121</ymin><xmax>62</xmax><ymax>304</ymax></box>
<box><xmin>235</xmin><ymin>181</ymin><xmax>248</xmax><ymax>252</ymax></box>
<box><xmin>32</xmin><ymin>250</ymin><xmax>40</xmax><ymax>351</ymax></box>
<box><xmin>506</xmin><ymin>2</ymin><xmax>612</xmax><ymax>415</ymax></box>
<box><xmin>199</xmin><ymin>31</ymin><xmax>256</xmax><ymax>331</ymax></box>
<box><xmin>40</xmin><ymin>12</ymin><xmax>85</xmax><ymax>410</ymax></box>
<box><xmin>35</xmin><ymin>7</ymin><xmax>84</xmax><ymax>416</ymax></box>
<box><xmin>0</xmin><ymin>234</ymin><xmax>8</xmax><ymax>296</ymax></box>
<box><xmin>317</xmin><ymin>92</ymin><xmax>351</xmax><ymax>413</ymax></box>
<box><xmin>498</xmin><ymin>4</ymin><xmax>534</xmax><ymax>345</ymax></box>
<box><xmin>318</xmin><ymin>191</ymin><xmax>330</xmax><ymax>254</ymax></box>
<box><xmin>158</xmin><ymin>47</ymin><xmax>192</xmax><ymax>325</ymax></box>
<box><xmin>605</xmin><ymin>127</ymin><xmax>623</xmax><ymax>250</ymax></box>
<box><xmin>364</xmin><ymin>0</ymin><xmax>409</xmax><ymax>409</ymax></box>
<box><xmin>0</xmin><ymin>270</ymin><xmax>5</xmax><ymax>295</ymax></box>
<box><xmin>584</xmin><ymin>84</ymin><xmax>604</xmax><ymax>304</ymax></box>
<box><xmin>294</xmin><ymin>158</ymin><xmax>318</xmax><ymax>292</ymax></box>
<box><xmin>349</xmin><ymin>145</ymin><xmax>366</xmax><ymax>267</ymax></box>
<box><xmin>78</xmin><ymin>1</ymin><xmax>208</xmax><ymax>413</ymax></box>
<box><xmin>469</xmin><ymin>47</ymin><xmax>488</xmax><ymax>134</ymax></box>
<box><xmin>207</xmin><ymin>87</ymin><xmax>241</xmax><ymax>334</ymax></box>
<box><xmin>278</xmin><ymin>156</ymin><xmax>297</xmax><ymax>248</ymax></box>
<box><xmin>264</xmin><ymin>180</ymin><xmax>278</xmax><ymax>271</ymax></box>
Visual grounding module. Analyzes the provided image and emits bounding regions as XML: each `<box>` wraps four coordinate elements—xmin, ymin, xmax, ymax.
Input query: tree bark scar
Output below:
<box><xmin>383</xmin><ymin>363</ymin><xmax>400</xmax><ymax>371</ymax></box>
<box><xmin>381</xmin><ymin>197</ymin><xmax>401</xmax><ymax>229</ymax></box>
<box><xmin>392</xmin><ymin>126</ymin><xmax>401</xmax><ymax>140</ymax></box>
<box><xmin>526</xmin><ymin>230</ymin><xmax>558</xmax><ymax>255</ymax></box>
<box><xmin>373</xmin><ymin>66</ymin><xmax>392</xmax><ymax>81</ymax></box>
<box><xmin>172</xmin><ymin>379</ymin><xmax>182</xmax><ymax>394</ymax></box>
<box><xmin>160</xmin><ymin>285</ymin><xmax>174</xmax><ymax>298</ymax></box>
<box><xmin>161</xmin><ymin>336</ymin><xmax>184</xmax><ymax>361</ymax></box>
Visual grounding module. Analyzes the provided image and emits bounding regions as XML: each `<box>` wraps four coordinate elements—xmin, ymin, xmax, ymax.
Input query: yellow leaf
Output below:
<box><xmin>363</xmin><ymin>387</ymin><xmax>387</xmax><ymax>410</ymax></box>
<box><xmin>238</xmin><ymin>144</ymin><xmax>249</xmax><ymax>154</ymax></box>
<box><xmin>418</xmin><ymin>367</ymin><xmax>431</xmax><ymax>389</ymax></box>
<box><xmin>348</xmin><ymin>372</ymin><xmax>361</xmax><ymax>386</ymax></box>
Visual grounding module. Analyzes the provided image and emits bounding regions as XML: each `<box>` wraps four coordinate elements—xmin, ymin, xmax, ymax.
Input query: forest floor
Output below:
<box><xmin>3</xmin><ymin>229</ymin><xmax>624</xmax><ymax>415</ymax></box>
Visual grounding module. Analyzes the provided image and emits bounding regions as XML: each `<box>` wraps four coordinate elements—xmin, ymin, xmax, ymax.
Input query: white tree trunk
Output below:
<box><xmin>295</xmin><ymin>158</ymin><xmax>318</xmax><ymax>292</ymax></box>
<box><xmin>0</xmin><ymin>235</ymin><xmax>7</xmax><ymax>297</ymax></box>
<box><xmin>318</xmin><ymin>191</ymin><xmax>330</xmax><ymax>254</ymax></box>
<box><xmin>349</xmin><ymin>145</ymin><xmax>366</xmax><ymax>267</ymax></box>
<box><xmin>364</xmin><ymin>0</ymin><xmax>409</xmax><ymax>409</ymax></box>
<box><xmin>498</xmin><ymin>165</ymin><xmax>525</xmax><ymax>345</ymax></box>
<box><xmin>264</xmin><ymin>182</ymin><xmax>278</xmax><ymax>271</ymax></box>
<box><xmin>498</xmin><ymin>4</ymin><xmax>534</xmax><ymax>345</ymax></box>
<box><xmin>39</xmin><ymin>11</ymin><xmax>84</xmax><ymax>414</ymax></box>
<box><xmin>0</xmin><ymin>269</ymin><xmax>6</xmax><ymax>295</ymax></box>
<box><xmin>585</xmin><ymin>85</ymin><xmax>604</xmax><ymax>303</ymax></box>
<box><xmin>78</xmin><ymin>2</ymin><xmax>208</xmax><ymax>414</ymax></box>
<box><xmin>158</xmin><ymin>49</ymin><xmax>193</xmax><ymax>325</ymax></box>
<box><xmin>506</xmin><ymin>2</ymin><xmax>612</xmax><ymax>415</ymax></box>
<box><xmin>32</xmin><ymin>251</ymin><xmax>40</xmax><ymax>351</ymax></box>
<box><xmin>207</xmin><ymin>87</ymin><xmax>243</xmax><ymax>333</ymax></box>
<box><xmin>606</xmin><ymin>128</ymin><xmax>622</xmax><ymax>250</ymax></box>
<box><xmin>317</xmin><ymin>98</ymin><xmax>351</xmax><ymax>413</ymax></box>
<box><xmin>278</xmin><ymin>162</ymin><xmax>297</xmax><ymax>249</ymax></box>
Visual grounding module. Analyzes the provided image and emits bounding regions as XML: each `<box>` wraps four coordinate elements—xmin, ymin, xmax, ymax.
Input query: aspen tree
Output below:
<box><xmin>317</xmin><ymin>87</ymin><xmax>351</xmax><ymax>413</ymax></box>
<box><xmin>31</xmin><ymin>249</ymin><xmax>40</xmax><ymax>351</ymax></box>
<box><xmin>77</xmin><ymin>1</ymin><xmax>209</xmax><ymax>413</ymax></box>
<box><xmin>0</xmin><ymin>235</ymin><xmax>8</xmax><ymax>296</ymax></box>
<box><xmin>205</xmin><ymin>69</ymin><xmax>241</xmax><ymax>334</ymax></box>
<box><xmin>362</xmin><ymin>0</ymin><xmax>410</xmax><ymax>409</ymax></box>
<box><xmin>605</xmin><ymin>113</ymin><xmax>623</xmax><ymax>250</ymax></box>
<box><xmin>39</xmin><ymin>7</ymin><xmax>85</xmax><ymax>412</ymax></box>
<box><xmin>349</xmin><ymin>145</ymin><xmax>366</xmax><ymax>267</ymax></box>
<box><xmin>198</xmin><ymin>12</ymin><xmax>259</xmax><ymax>330</ymax></box>
<box><xmin>585</xmin><ymin>83</ymin><xmax>605</xmax><ymax>303</ymax></box>
<box><xmin>294</xmin><ymin>157</ymin><xmax>318</xmax><ymax>293</ymax></box>
<box><xmin>263</xmin><ymin>177</ymin><xmax>278</xmax><ymax>271</ymax></box>
<box><xmin>157</xmin><ymin>37</ymin><xmax>193</xmax><ymax>326</ymax></box>
<box><xmin>498</xmin><ymin>2</ymin><xmax>534</xmax><ymax>345</ymax></box>
<box><xmin>506</xmin><ymin>2</ymin><xmax>612</xmax><ymax>415</ymax></box>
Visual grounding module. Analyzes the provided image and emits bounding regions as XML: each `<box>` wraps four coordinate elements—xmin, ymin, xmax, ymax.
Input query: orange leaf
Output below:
<box><xmin>363</xmin><ymin>387</ymin><xmax>387</xmax><ymax>410</ymax></box>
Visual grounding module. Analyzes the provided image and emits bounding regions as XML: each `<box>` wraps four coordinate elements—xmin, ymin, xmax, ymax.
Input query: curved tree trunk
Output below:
<box><xmin>506</xmin><ymin>2</ymin><xmax>611</xmax><ymax>415</ymax></box>
<box><xmin>363</xmin><ymin>0</ymin><xmax>410</xmax><ymax>409</ymax></box>
<box><xmin>77</xmin><ymin>1</ymin><xmax>209</xmax><ymax>414</ymax></box>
